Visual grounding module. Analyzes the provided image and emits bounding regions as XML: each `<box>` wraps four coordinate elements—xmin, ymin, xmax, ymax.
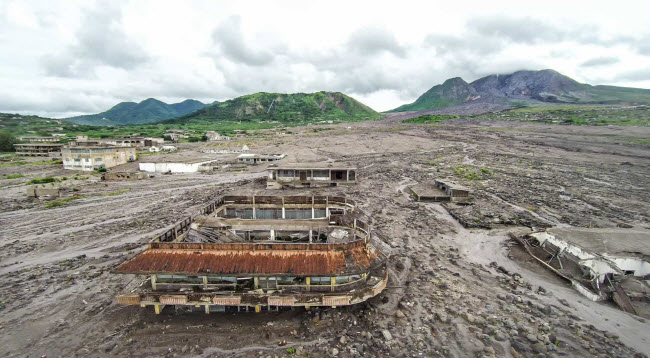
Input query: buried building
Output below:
<box><xmin>516</xmin><ymin>228</ymin><xmax>650</xmax><ymax>317</ymax></box>
<box><xmin>114</xmin><ymin>195</ymin><xmax>388</xmax><ymax>313</ymax></box>
<box><xmin>266</xmin><ymin>163</ymin><xmax>357</xmax><ymax>189</ymax></box>
<box><xmin>409</xmin><ymin>179</ymin><xmax>471</xmax><ymax>202</ymax></box>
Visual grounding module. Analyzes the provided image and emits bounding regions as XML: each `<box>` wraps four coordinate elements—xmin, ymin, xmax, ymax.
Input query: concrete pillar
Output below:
<box><xmin>154</xmin><ymin>304</ymin><xmax>161</xmax><ymax>314</ymax></box>
<box><xmin>331</xmin><ymin>276</ymin><xmax>335</xmax><ymax>292</ymax></box>
<box><xmin>151</xmin><ymin>274</ymin><xmax>157</xmax><ymax>290</ymax></box>
<box><xmin>270</xmin><ymin>229</ymin><xmax>275</xmax><ymax>240</ymax></box>
<box><xmin>282</xmin><ymin>207</ymin><xmax>285</xmax><ymax>219</ymax></box>
<box><xmin>306</xmin><ymin>277</ymin><xmax>311</xmax><ymax>292</ymax></box>
<box><xmin>309</xmin><ymin>230</ymin><xmax>313</xmax><ymax>243</ymax></box>
<box><xmin>205</xmin><ymin>305</ymin><xmax>210</xmax><ymax>314</ymax></box>
<box><xmin>202</xmin><ymin>276</ymin><xmax>208</xmax><ymax>289</ymax></box>
<box><xmin>255</xmin><ymin>305</ymin><xmax>261</xmax><ymax>313</ymax></box>
<box><xmin>252</xmin><ymin>195</ymin><xmax>256</xmax><ymax>219</ymax></box>
<box><xmin>254</xmin><ymin>277</ymin><xmax>259</xmax><ymax>289</ymax></box>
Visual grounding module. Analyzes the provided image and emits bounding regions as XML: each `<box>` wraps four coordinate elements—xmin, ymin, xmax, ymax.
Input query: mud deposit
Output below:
<box><xmin>1</xmin><ymin>117</ymin><xmax>649</xmax><ymax>357</ymax></box>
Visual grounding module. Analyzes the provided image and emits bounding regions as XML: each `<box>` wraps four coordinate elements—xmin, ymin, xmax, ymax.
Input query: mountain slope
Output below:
<box><xmin>64</xmin><ymin>98</ymin><xmax>209</xmax><ymax>126</ymax></box>
<box><xmin>164</xmin><ymin>91</ymin><xmax>380</xmax><ymax>124</ymax></box>
<box><xmin>390</xmin><ymin>69</ymin><xmax>650</xmax><ymax>112</ymax></box>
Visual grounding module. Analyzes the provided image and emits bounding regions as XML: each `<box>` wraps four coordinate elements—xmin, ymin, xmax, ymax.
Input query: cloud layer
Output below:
<box><xmin>1</xmin><ymin>0</ymin><xmax>649</xmax><ymax>117</ymax></box>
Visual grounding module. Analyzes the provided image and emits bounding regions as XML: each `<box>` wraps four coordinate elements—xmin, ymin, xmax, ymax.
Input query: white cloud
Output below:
<box><xmin>0</xmin><ymin>0</ymin><xmax>649</xmax><ymax>117</ymax></box>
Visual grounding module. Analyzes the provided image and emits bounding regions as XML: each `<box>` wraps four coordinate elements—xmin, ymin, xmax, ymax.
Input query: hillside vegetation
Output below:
<box><xmin>165</xmin><ymin>91</ymin><xmax>380</xmax><ymax>125</ymax></box>
<box><xmin>64</xmin><ymin>98</ymin><xmax>208</xmax><ymax>126</ymax></box>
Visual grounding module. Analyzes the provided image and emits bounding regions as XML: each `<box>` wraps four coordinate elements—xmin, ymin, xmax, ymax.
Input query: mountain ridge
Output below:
<box><xmin>390</xmin><ymin>69</ymin><xmax>650</xmax><ymax>112</ymax></box>
<box><xmin>64</xmin><ymin>98</ymin><xmax>209</xmax><ymax>126</ymax></box>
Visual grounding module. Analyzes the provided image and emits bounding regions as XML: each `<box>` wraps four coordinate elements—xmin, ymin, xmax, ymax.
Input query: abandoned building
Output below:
<box><xmin>237</xmin><ymin>153</ymin><xmax>285</xmax><ymax>165</ymax></box>
<box><xmin>409</xmin><ymin>178</ymin><xmax>471</xmax><ymax>202</ymax></box>
<box><xmin>17</xmin><ymin>136</ymin><xmax>61</xmax><ymax>142</ymax></box>
<box><xmin>114</xmin><ymin>195</ymin><xmax>388</xmax><ymax>314</ymax></box>
<box><xmin>266</xmin><ymin>163</ymin><xmax>357</xmax><ymax>189</ymax></box>
<box><xmin>62</xmin><ymin>146</ymin><xmax>136</xmax><ymax>171</ymax></box>
<box><xmin>518</xmin><ymin>228</ymin><xmax>650</xmax><ymax>317</ymax></box>
<box><xmin>74</xmin><ymin>135</ymin><xmax>164</xmax><ymax>148</ymax></box>
<box><xmin>206</xmin><ymin>131</ymin><xmax>231</xmax><ymax>141</ymax></box>
<box><xmin>139</xmin><ymin>158</ymin><xmax>221</xmax><ymax>173</ymax></box>
<box><xmin>14</xmin><ymin>143</ymin><xmax>65</xmax><ymax>157</ymax></box>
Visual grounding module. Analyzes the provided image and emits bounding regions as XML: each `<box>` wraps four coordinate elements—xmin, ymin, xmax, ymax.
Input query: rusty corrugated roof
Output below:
<box><xmin>115</xmin><ymin>245</ymin><xmax>376</xmax><ymax>276</ymax></box>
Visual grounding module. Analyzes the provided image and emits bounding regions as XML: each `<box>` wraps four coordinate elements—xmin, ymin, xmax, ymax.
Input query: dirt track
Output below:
<box><xmin>1</xmin><ymin>117</ymin><xmax>649</xmax><ymax>357</ymax></box>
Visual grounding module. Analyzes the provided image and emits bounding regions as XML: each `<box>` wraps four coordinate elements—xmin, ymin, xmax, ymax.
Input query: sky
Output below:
<box><xmin>1</xmin><ymin>0</ymin><xmax>649</xmax><ymax>118</ymax></box>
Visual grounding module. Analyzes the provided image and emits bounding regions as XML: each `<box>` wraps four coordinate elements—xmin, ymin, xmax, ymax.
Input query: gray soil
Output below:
<box><xmin>1</xmin><ymin>116</ymin><xmax>649</xmax><ymax>357</ymax></box>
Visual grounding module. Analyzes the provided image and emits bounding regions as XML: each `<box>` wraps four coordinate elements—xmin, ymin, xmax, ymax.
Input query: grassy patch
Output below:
<box><xmin>474</xmin><ymin>104</ymin><xmax>650</xmax><ymax>126</ymax></box>
<box><xmin>404</xmin><ymin>114</ymin><xmax>459</xmax><ymax>123</ymax></box>
<box><xmin>26</xmin><ymin>177</ymin><xmax>57</xmax><ymax>184</ymax></box>
<box><xmin>3</xmin><ymin>173</ymin><xmax>24</xmax><ymax>179</ymax></box>
<box><xmin>0</xmin><ymin>161</ymin><xmax>27</xmax><ymax>167</ymax></box>
<box><xmin>44</xmin><ymin>195</ymin><xmax>84</xmax><ymax>208</ymax></box>
<box><xmin>452</xmin><ymin>166</ymin><xmax>493</xmax><ymax>180</ymax></box>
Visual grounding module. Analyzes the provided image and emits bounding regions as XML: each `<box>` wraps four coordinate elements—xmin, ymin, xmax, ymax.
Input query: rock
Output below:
<box><xmin>526</xmin><ymin>334</ymin><xmax>538</xmax><ymax>343</ymax></box>
<box><xmin>340</xmin><ymin>336</ymin><xmax>346</xmax><ymax>344</ymax></box>
<box><xmin>381</xmin><ymin>329</ymin><xmax>393</xmax><ymax>341</ymax></box>
<box><xmin>332</xmin><ymin>348</ymin><xmax>339</xmax><ymax>356</ymax></box>
<box><xmin>395</xmin><ymin>310</ymin><xmax>406</xmax><ymax>319</ymax></box>
<box><xmin>532</xmin><ymin>342</ymin><xmax>548</xmax><ymax>354</ymax></box>
<box><xmin>495</xmin><ymin>331</ymin><xmax>508</xmax><ymax>342</ymax></box>
<box><xmin>510</xmin><ymin>339</ymin><xmax>529</xmax><ymax>353</ymax></box>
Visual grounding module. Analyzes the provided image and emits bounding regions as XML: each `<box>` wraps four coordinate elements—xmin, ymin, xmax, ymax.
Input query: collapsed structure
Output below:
<box><xmin>517</xmin><ymin>228</ymin><xmax>650</xmax><ymax>316</ymax></box>
<box><xmin>114</xmin><ymin>195</ymin><xmax>388</xmax><ymax>314</ymax></box>
<box><xmin>14</xmin><ymin>143</ymin><xmax>65</xmax><ymax>157</ymax></box>
<box><xmin>237</xmin><ymin>153</ymin><xmax>285</xmax><ymax>165</ymax></box>
<box><xmin>266</xmin><ymin>163</ymin><xmax>357</xmax><ymax>189</ymax></box>
<box><xmin>409</xmin><ymin>179</ymin><xmax>471</xmax><ymax>202</ymax></box>
<box><xmin>62</xmin><ymin>146</ymin><xmax>136</xmax><ymax>171</ymax></box>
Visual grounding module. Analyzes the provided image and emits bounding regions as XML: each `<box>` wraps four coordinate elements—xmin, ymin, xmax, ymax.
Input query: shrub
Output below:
<box><xmin>27</xmin><ymin>177</ymin><xmax>56</xmax><ymax>184</ymax></box>
<box><xmin>0</xmin><ymin>131</ymin><xmax>18</xmax><ymax>152</ymax></box>
<box><xmin>4</xmin><ymin>173</ymin><xmax>24</xmax><ymax>179</ymax></box>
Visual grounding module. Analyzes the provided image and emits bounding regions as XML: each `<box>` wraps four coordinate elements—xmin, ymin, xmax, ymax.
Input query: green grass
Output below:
<box><xmin>3</xmin><ymin>173</ymin><xmax>24</xmax><ymax>179</ymax></box>
<box><xmin>44</xmin><ymin>195</ymin><xmax>84</xmax><ymax>208</ymax></box>
<box><xmin>452</xmin><ymin>166</ymin><xmax>493</xmax><ymax>180</ymax></box>
<box><xmin>26</xmin><ymin>177</ymin><xmax>56</xmax><ymax>184</ymax></box>
<box><xmin>475</xmin><ymin>104</ymin><xmax>650</xmax><ymax>126</ymax></box>
<box><xmin>404</xmin><ymin>114</ymin><xmax>459</xmax><ymax>123</ymax></box>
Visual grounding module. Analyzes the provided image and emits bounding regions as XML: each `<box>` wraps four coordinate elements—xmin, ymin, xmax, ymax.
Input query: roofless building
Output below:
<box><xmin>114</xmin><ymin>195</ymin><xmax>388</xmax><ymax>314</ymax></box>
<box><xmin>266</xmin><ymin>163</ymin><xmax>357</xmax><ymax>189</ymax></box>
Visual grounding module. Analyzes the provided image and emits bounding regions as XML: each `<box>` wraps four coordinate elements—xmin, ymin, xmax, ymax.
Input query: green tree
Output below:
<box><xmin>0</xmin><ymin>131</ymin><xmax>18</xmax><ymax>152</ymax></box>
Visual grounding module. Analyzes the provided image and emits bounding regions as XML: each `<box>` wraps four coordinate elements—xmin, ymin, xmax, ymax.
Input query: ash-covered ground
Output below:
<box><xmin>1</xmin><ymin>116</ymin><xmax>649</xmax><ymax>357</ymax></box>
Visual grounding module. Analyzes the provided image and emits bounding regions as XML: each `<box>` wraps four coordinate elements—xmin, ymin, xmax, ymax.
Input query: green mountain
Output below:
<box><xmin>164</xmin><ymin>91</ymin><xmax>380</xmax><ymax>124</ymax></box>
<box><xmin>390</xmin><ymin>69</ymin><xmax>650</xmax><ymax>112</ymax></box>
<box><xmin>64</xmin><ymin>98</ymin><xmax>209</xmax><ymax>126</ymax></box>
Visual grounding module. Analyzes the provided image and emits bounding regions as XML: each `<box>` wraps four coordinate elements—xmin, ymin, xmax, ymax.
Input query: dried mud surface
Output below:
<box><xmin>1</xmin><ymin>117</ymin><xmax>649</xmax><ymax>358</ymax></box>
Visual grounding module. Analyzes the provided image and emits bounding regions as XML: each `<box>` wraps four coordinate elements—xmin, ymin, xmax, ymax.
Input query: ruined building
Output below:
<box><xmin>62</xmin><ymin>146</ymin><xmax>136</xmax><ymax>171</ymax></box>
<box><xmin>266</xmin><ymin>163</ymin><xmax>357</xmax><ymax>189</ymax></box>
<box><xmin>409</xmin><ymin>179</ymin><xmax>471</xmax><ymax>202</ymax></box>
<box><xmin>14</xmin><ymin>143</ymin><xmax>64</xmax><ymax>157</ymax></box>
<box><xmin>114</xmin><ymin>195</ymin><xmax>388</xmax><ymax>314</ymax></box>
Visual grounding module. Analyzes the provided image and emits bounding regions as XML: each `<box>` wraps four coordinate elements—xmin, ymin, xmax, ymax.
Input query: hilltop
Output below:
<box><xmin>390</xmin><ymin>69</ymin><xmax>650</xmax><ymax>112</ymax></box>
<box><xmin>64</xmin><ymin>98</ymin><xmax>209</xmax><ymax>126</ymax></box>
<box><xmin>163</xmin><ymin>91</ymin><xmax>380</xmax><ymax>124</ymax></box>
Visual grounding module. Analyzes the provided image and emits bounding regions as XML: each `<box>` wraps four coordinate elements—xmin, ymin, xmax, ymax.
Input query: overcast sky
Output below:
<box><xmin>1</xmin><ymin>0</ymin><xmax>650</xmax><ymax>118</ymax></box>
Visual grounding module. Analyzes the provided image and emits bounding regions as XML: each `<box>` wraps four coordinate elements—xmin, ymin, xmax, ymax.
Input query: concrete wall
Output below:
<box><xmin>139</xmin><ymin>162</ymin><xmax>204</xmax><ymax>173</ymax></box>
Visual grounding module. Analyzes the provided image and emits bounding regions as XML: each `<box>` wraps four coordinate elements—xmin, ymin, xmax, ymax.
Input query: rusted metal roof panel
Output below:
<box><xmin>160</xmin><ymin>295</ymin><xmax>188</xmax><ymax>305</ymax></box>
<box><xmin>212</xmin><ymin>296</ymin><xmax>241</xmax><ymax>305</ymax></box>
<box><xmin>323</xmin><ymin>296</ymin><xmax>350</xmax><ymax>306</ymax></box>
<box><xmin>115</xmin><ymin>246</ymin><xmax>376</xmax><ymax>276</ymax></box>
<box><xmin>268</xmin><ymin>297</ymin><xmax>295</xmax><ymax>306</ymax></box>
<box><xmin>116</xmin><ymin>294</ymin><xmax>141</xmax><ymax>305</ymax></box>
